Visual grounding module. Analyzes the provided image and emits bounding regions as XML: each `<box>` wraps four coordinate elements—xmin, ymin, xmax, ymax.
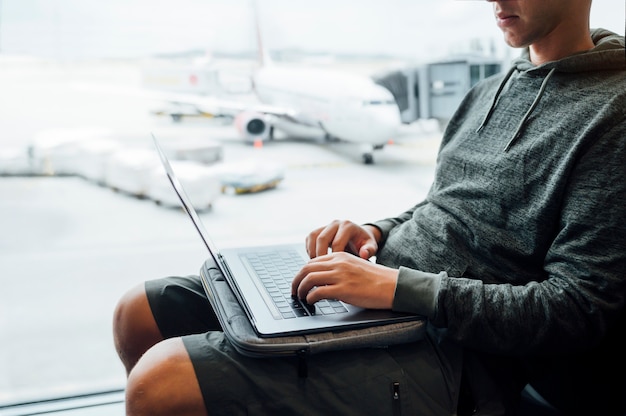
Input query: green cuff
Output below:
<box><xmin>392</xmin><ymin>267</ymin><xmax>445</xmax><ymax>319</ymax></box>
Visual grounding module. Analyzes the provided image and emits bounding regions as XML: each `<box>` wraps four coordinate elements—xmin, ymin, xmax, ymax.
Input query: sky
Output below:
<box><xmin>0</xmin><ymin>0</ymin><xmax>623</xmax><ymax>61</ymax></box>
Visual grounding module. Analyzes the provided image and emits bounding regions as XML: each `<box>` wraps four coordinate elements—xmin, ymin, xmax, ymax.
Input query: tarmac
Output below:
<box><xmin>0</xmin><ymin>57</ymin><xmax>441</xmax><ymax>412</ymax></box>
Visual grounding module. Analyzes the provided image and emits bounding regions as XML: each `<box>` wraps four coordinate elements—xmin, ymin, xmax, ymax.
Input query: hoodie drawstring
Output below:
<box><xmin>475</xmin><ymin>66</ymin><xmax>557</xmax><ymax>152</ymax></box>
<box><xmin>475</xmin><ymin>65</ymin><xmax>517</xmax><ymax>134</ymax></box>
<box><xmin>503</xmin><ymin>67</ymin><xmax>556</xmax><ymax>152</ymax></box>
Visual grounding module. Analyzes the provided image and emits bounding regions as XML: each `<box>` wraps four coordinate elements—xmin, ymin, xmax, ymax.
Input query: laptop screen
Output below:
<box><xmin>152</xmin><ymin>134</ymin><xmax>223</xmax><ymax>267</ymax></box>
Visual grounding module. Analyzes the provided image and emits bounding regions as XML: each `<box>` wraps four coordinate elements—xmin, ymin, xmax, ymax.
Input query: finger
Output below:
<box><xmin>329</xmin><ymin>220</ymin><xmax>358</xmax><ymax>254</ymax></box>
<box><xmin>291</xmin><ymin>265</ymin><xmax>308</xmax><ymax>296</ymax></box>
<box><xmin>359</xmin><ymin>242</ymin><xmax>377</xmax><ymax>259</ymax></box>
<box><xmin>290</xmin><ymin>256</ymin><xmax>327</xmax><ymax>296</ymax></box>
<box><xmin>305</xmin><ymin>284</ymin><xmax>339</xmax><ymax>304</ymax></box>
<box><xmin>296</xmin><ymin>269</ymin><xmax>337</xmax><ymax>300</ymax></box>
<box><xmin>305</xmin><ymin>227</ymin><xmax>323</xmax><ymax>258</ymax></box>
<box><xmin>315</xmin><ymin>222</ymin><xmax>340</xmax><ymax>257</ymax></box>
<box><xmin>331</xmin><ymin>232</ymin><xmax>355</xmax><ymax>255</ymax></box>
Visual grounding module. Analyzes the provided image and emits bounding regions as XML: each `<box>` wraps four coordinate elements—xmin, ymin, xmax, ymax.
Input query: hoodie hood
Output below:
<box><xmin>477</xmin><ymin>28</ymin><xmax>625</xmax><ymax>151</ymax></box>
<box><xmin>513</xmin><ymin>28</ymin><xmax>626</xmax><ymax>73</ymax></box>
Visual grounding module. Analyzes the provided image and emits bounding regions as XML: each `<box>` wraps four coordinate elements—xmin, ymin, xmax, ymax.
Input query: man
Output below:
<box><xmin>113</xmin><ymin>0</ymin><xmax>626</xmax><ymax>414</ymax></box>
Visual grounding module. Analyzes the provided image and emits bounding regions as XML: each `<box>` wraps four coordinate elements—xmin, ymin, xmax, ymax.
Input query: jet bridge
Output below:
<box><xmin>373</xmin><ymin>55</ymin><xmax>503</xmax><ymax>129</ymax></box>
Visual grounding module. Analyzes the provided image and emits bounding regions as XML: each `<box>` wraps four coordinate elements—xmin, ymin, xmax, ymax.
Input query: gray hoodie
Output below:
<box><xmin>374</xmin><ymin>29</ymin><xmax>625</xmax><ymax>411</ymax></box>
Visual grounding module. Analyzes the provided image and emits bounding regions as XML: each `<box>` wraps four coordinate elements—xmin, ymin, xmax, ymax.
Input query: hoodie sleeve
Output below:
<box><xmin>369</xmin><ymin>200</ymin><xmax>428</xmax><ymax>247</ymax></box>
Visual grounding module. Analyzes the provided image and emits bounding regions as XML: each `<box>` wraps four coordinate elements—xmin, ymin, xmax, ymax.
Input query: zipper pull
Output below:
<box><xmin>392</xmin><ymin>382</ymin><xmax>400</xmax><ymax>400</ymax></box>
<box><xmin>392</xmin><ymin>382</ymin><xmax>401</xmax><ymax>416</ymax></box>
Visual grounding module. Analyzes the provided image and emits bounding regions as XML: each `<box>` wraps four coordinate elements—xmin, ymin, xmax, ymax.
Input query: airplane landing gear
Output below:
<box><xmin>362</xmin><ymin>152</ymin><xmax>374</xmax><ymax>164</ymax></box>
<box><xmin>360</xmin><ymin>143</ymin><xmax>385</xmax><ymax>165</ymax></box>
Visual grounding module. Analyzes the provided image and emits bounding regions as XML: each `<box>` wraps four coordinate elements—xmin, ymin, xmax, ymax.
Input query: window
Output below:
<box><xmin>0</xmin><ymin>1</ymin><xmax>621</xmax><ymax>413</ymax></box>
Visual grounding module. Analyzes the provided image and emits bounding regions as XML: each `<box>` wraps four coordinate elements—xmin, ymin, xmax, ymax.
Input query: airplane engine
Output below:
<box><xmin>234</xmin><ymin>111</ymin><xmax>271</xmax><ymax>144</ymax></box>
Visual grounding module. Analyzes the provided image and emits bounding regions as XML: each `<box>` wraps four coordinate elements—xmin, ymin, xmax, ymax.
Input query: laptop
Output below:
<box><xmin>152</xmin><ymin>134</ymin><xmax>420</xmax><ymax>338</ymax></box>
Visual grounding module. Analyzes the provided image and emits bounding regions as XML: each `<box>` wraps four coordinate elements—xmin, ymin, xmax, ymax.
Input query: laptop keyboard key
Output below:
<box><xmin>244</xmin><ymin>251</ymin><xmax>351</xmax><ymax>319</ymax></box>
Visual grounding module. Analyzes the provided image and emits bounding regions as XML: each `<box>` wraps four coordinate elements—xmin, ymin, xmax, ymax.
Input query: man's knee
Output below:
<box><xmin>114</xmin><ymin>283</ymin><xmax>150</xmax><ymax>334</ymax></box>
<box><xmin>113</xmin><ymin>283</ymin><xmax>162</xmax><ymax>372</ymax></box>
<box><xmin>126</xmin><ymin>338</ymin><xmax>207</xmax><ymax>416</ymax></box>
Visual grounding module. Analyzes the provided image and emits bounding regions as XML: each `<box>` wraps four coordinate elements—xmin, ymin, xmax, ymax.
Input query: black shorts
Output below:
<box><xmin>145</xmin><ymin>275</ymin><xmax>460</xmax><ymax>416</ymax></box>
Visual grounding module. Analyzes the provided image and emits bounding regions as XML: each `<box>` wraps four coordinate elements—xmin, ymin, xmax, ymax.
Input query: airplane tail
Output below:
<box><xmin>252</xmin><ymin>0</ymin><xmax>272</xmax><ymax>67</ymax></box>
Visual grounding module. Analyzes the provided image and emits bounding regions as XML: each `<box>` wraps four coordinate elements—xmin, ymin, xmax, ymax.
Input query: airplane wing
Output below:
<box><xmin>71</xmin><ymin>81</ymin><xmax>319</xmax><ymax>128</ymax></box>
<box><xmin>156</xmin><ymin>91</ymin><xmax>291</xmax><ymax>118</ymax></box>
<box><xmin>155</xmin><ymin>89</ymin><xmax>330</xmax><ymax>135</ymax></box>
<box><xmin>72</xmin><ymin>81</ymin><xmax>291</xmax><ymax>117</ymax></box>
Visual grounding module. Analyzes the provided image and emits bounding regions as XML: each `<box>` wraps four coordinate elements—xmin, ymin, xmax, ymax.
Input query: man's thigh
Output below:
<box><xmin>183</xmin><ymin>330</ymin><xmax>461</xmax><ymax>416</ymax></box>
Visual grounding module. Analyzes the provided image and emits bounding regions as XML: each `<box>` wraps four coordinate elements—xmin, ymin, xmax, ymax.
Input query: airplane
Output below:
<box><xmin>151</xmin><ymin>2</ymin><xmax>403</xmax><ymax>165</ymax></box>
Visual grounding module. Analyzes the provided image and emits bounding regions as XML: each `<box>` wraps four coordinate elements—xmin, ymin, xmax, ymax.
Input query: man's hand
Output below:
<box><xmin>305</xmin><ymin>219</ymin><xmax>381</xmax><ymax>260</ymax></box>
<box><xmin>291</xmin><ymin>251</ymin><xmax>398</xmax><ymax>310</ymax></box>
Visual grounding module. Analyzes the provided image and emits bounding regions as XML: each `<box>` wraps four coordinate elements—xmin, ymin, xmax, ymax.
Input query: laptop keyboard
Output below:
<box><xmin>243</xmin><ymin>251</ymin><xmax>349</xmax><ymax>319</ymax></box>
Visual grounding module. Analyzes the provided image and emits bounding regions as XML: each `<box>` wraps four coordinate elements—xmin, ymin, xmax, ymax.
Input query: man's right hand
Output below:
<box><xmin>305</xmin><ymin>220</ymin><xmax>381</xmax><ymax>260</ymax></box>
